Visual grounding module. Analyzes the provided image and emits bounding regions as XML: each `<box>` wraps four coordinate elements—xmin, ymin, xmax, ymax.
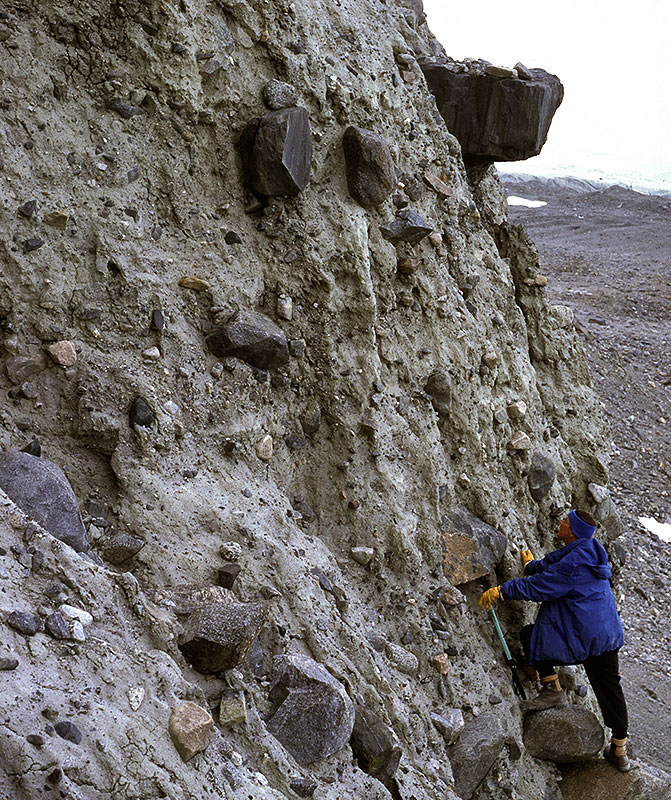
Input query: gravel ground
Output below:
<box><xmin>504</xmin><ymin>174</ymin><xmax>671</xmax><ymax>772</ymax></box>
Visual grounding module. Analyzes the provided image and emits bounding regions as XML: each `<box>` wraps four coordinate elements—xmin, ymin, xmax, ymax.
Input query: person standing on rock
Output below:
<box><xmin>478</xmin><ymin>510</ymin><xmax>631</xmax><ymax>772</ymax></box>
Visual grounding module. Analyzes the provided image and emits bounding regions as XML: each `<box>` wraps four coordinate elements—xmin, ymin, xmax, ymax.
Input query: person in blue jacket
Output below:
<box><xmin>478</xmin><ymin>510</ymin><xmax>631</xmax><ymax>772</ymax></box>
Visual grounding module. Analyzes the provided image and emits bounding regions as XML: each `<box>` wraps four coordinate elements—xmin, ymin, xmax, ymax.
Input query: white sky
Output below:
<box><xmin>422</xmin><ymin>1</ymin><xmax>671</xmax><ymax>185</ymax></box>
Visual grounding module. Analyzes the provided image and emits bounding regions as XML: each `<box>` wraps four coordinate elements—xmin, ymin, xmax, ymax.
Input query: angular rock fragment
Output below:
<box><xmin>0</xmin><ymin>450</ymin><xmax>88</xmax><ymax>552</ymax></box>
<box><xmin>219</xmin><ymin>689</ymin><xmax>247</xmax><ymax>725</ymax></box>
<box><xmin>439</xmin><ymin>506</ymin><xmax>507</xmax><ymax>585</ymax></box>
<box><xmin>508</xmin><ymin>431</ymin><xmax>532</xmax><ymax>450</ymax></box>
<box><xmin>217</xmin><ymin>563</ymin><xmax>241</xmax><ymax>589</ymax></box>
<box><xmin>108</xmin><ymin>99</ymin><xmax>145</xmax><ymax>119</ymax></box>
<box><xmin>101</xmin><ymin>532</ymin><xmax>145</xmax><ymax>565</ymax></box>
<box><xmin>45</xmin><ymin>611</ymin><xmax>70</xmax><ymax>639</ymax></box>
<box><xmin>431</xmin><ymin>708</ymin><xmax>464</xmax><ymax>744</ymax></box>
<box><xmin>380</xmin><ymin>209</ymin><xmax>433</xmax><ymax>244</ymax></box>
<box><xmin>420</xmin><ymin>61</ymin><xmax>563</xmax><ymax>162</ymax></box>
<box><xmin>18</xmin><ymin>200</ymin><xmax>37</xmax><ymax>218</ymax></box>
<box><xmin>23</xmin><ymin>238</ymin><xmax>44</xmax><ymax>253</ymax></box>
<box><xmin>424</xmin><ymin>370</ymin><xmax>451</xmax><ymax>415</ymax></box>
<box><xmin>46</xmin><ymin>341</ymin><xmax>77</xmax><ymax>367</ymax></box>
<box><xmin>7</xmin><ymin>611</ymin><xmax>40</xmax><ymax>636</ymax></box>
<box><xmin>239</xmin><ymin>107</ymin><xmax>312</xmax><ymax>197</ymax></box>
<box><xmin>178</xmin><ymin>595</ymin><xmax>267</xmax><ymax>673</ymax></box>
<box><xmin>266</xmin><ymin>654</ymin><xmax>355</xmax><ymax>765</ymax></box>
<box><xmin>43</xmin><ymin>211</ymin><xmax>68</xmax><ymax>229</ymax></box>
<box><xmin>169</xmin><ymin>701</ymin><xmax>213</xmax><ymax>761</ymax></box>
<box><xmin>5</xmin><ymin>354</ymin><xmax>47</xmax><ymax>384</ymax></box>
<box><xmin>528</xmin><ymin>450</ymin><xmax>556</xmax><ymax>501</ymax></box>
<box><xmin>523</xmin><ymin>706</ymin><xmax>604</xmax><ymax>763</ymax></box>
<box><xmin>449</xmin><ymin>713</ymin><xmax>505</xmax><ymax>799</ymax></box>
<box><xmin>129</xmin><ymin>397</ymin><xmax>154</xmax><ymax>428</ymax></box>
<box><xmin>342</xmin><ymin>126</ymin><xmax>395</xmax><ymax>208</ymax></box>
<box><xmin>350</xmin><ymin>705</ymin><xmax>402</xmax><ymax>784</ymax></box>
<box><xmin>206</xmin><ymin>310</ymin><xmax>289</xmax><ymax>370</ymax></box>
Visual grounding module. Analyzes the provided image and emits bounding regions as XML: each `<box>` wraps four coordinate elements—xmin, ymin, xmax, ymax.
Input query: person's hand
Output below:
<box><xmin>521</xmin><ymin>549</ymin><xmax>534</xmax><ymax>568</ymax></box>
<box><xmin>478</xmin><ymin>585</ymin><xmax>501</xmax><ymax>610</ymax></box>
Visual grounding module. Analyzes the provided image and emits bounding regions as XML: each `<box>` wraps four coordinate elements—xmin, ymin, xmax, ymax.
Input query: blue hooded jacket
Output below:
<box><xmin>501</xmin><ymin>537</ymin><xmax>624</xmax><ymax>667</ymax></box>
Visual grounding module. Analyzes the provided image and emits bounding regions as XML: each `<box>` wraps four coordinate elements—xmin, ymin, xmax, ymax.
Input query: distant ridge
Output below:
<box><xmin>500</xmin><ymin>170</ymin><xmax>671</xmax><ymax>198</ymax></box>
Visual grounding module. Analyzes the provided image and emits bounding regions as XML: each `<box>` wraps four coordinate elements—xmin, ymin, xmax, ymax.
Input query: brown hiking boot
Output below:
<box><xmin>519</xmin><ymin>674</ymin><xmax>567</xmax><ymax>713</ymax></box>
<box><xmin>604</xmin><ymin>737</ymin><xmax>631</xmax><ymax>772</ymax></box>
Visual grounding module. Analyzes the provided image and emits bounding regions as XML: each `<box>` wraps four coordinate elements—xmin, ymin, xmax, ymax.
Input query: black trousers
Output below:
<box><xmin>520</xmin><ymin>624</ymin><xmax>628</xmax><ymax>739</ymax></box>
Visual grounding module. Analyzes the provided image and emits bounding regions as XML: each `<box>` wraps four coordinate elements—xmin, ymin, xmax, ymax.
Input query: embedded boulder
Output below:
<box><xmin>0</xmin><ymin>450</ymin><xmax>88</xmax><ymax>552</ymax></box>
<box><xmin>342</xmin><ymin>126</ymin><xmax>396</xmax><ymax>208</ymax></box>
<box><xmin>239</xmin><ymin>106</ymin><xmax>312</xmax><ymax>197</ymax></box>
<box><xmin>523</xmin><ymin>706</ymin><xmax>604</xmax><ymax>763</ymax></box>
<box><xmin>420</xmin><ymin>61</ymin><xmax>563</xmax><ymax>162</ymax></box>
<box><xmin>380</xmin><ymin>209</ymin><xmax>433</xmax><ymax>244</ymax></box>
<box><xmin>449</xmin><ymin>713</ymin><xmax>505</xmax><ymax>799</ymax></box>
<box><xmin>206</xmin><ymin>311</ymin><xmax>290</xmax><ymax>371</ymax></box>
<box><xmin>424</xmin><ymin>370</ymin><xmax>452</xmax><ymax>415</ymax></box>
<box><xmin>350</xmin><ymin>705</ymin><xmax>402</xmax><ymax>784</ymax></box>
<box><xmin>528</xmin><ymin>450</ymin><xmax>557</xmax><ymax>501</ymax></box>
<box><xmin>439</xmin><ymin>506</ymin><xmax>507</xmax><ymax>585</ymax></box>
<box><xmin>266</xmin><ymin>654</ymin><xmax>355</xmax><ymax>765</ymax></box>
<box><xmin>169</xmin><ymin>702</ymin><xmax>213</xmax><ymax>762</ymax></box>
<box><xmin>178</xmin><ymin>595</ymin><xmax>267</xmax><ymax>673</ymax></box>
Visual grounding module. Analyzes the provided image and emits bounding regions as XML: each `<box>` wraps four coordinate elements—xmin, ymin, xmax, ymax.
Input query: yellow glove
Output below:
<box><xmin>478</xmin><ymin>585</ymin><xmax>501</xmax><ymax>610</ymax></box>
<box><xmin>521</xmin><ymin>549</ymin><xmax>534</xmax><ymax>568</ymax></box>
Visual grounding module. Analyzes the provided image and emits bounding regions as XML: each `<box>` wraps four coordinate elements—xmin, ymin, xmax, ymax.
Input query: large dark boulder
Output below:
<box><xmin>420</xmin><ymin>61</ymin><xmax>563</xmax><ymax>162</ymax></box>
<box><xmin>528</xmin><ymin>450</ymin><xmax>557</xmax><ymax>501</ymax></box>
<box><xmin>206</xmin><ymin>310</ymin><xmax>290</xmax><ymax>371</ymax></box>
<box><xmin>350</xmin><ymin>705</ymin><xmax>402</xmax><ymax>784</ymax></box>
<box><xmin>266</xmin><ymin>654</ymin><xmax>355</xmax><ymax>765</ymax></box>
<box><xmin>0</xmin><ymin>450</ymin><xmax>88</xmax><ymax>552</ymax></box>
<box><xmin>239</xmin><ymin>107</ymin><xmax>312</xmax><ymax>197</ymax></box>
<box><xmin>449</xmin><ymin>713</ymin><xmax>505</xmax><ymax>799</ymax></box>
<box><xmin>523</xmin><ymin>706</ymin><xmax>604</xmax><ymax>763</ymax></box>
<box><xmin>440</xmin><ymin>506</ymin><xmax>507</xmax><ymax>585</ymax></box>
<box><xmin>178</xmin><ymin>595</ymin><xmax>267</xmax><ymax>673</ymax></box>
<box><xmin>342</xmin><ymin>126</ymin><xmax>395</xmax><ymax>208</ymax></box>
<box><xmin>380</xmin><ymin>209</ymin><xmax>433</xmax><ymax>244</ymax></box>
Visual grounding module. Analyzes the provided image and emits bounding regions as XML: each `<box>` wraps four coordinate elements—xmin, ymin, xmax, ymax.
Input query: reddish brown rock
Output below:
<box><xmin>168</xmin><ymin>702</ymin><xmax>213</xmax><ymax>761</ymax></box>
<box><xmin>46</xmin><ymin>341</ymin><xmax>77</xmax><ymax>367</ymax></box>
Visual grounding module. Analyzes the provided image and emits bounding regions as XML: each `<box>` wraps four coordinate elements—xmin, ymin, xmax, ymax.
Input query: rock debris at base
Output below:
<box><xmin>0</xmin><ymin>2</ymin><xmax>667</xmax><ymax>800</ymax></box>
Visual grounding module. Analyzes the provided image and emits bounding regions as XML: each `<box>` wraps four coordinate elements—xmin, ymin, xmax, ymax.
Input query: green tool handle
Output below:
<box><xmin>490</xmin><ymin>608</ymin><xmax>513</xmax><ymax>661</ymax></box>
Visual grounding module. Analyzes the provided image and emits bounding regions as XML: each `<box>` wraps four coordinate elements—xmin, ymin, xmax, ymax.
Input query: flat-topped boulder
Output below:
<box><xmin>523</xmin><ymin>706</ymin><xmax>604</xmax><ymax>763</ymax></box>
<box><xmin>419</xmin><ymin>60</ymin><xmax>563</xmax><ymax>162</ymax></box>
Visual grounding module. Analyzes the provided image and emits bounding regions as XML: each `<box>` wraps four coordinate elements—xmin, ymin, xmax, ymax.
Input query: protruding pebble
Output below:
<box><xmin>256</xmin><ymin>434</ymin><xmax>273</xmax><ymax>461</ymax></box>
<box><xmin>54</xmin><ymin>720</ymin><xmax>82</xmax><ymax>744</ymax></box>
<box><xmin>46</xmin><ymin>341</ymin><xmax>77</xmax><ymax>367</ymax></box>
<box><xmin>129</xmin><ymin>397</ymin><xmax>154</xmax><ymax>428</ymax></box>
<box><xmin>179</xmin><ymin>276</ymin><xmax>210</xmax><ymax>292</ymax></box>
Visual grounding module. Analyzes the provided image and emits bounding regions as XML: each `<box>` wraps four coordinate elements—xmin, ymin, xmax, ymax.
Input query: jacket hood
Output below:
<box><xmin>548</xmin><ymin>537</ymin><xmax>612</xmax><ymax>580</ymax></box>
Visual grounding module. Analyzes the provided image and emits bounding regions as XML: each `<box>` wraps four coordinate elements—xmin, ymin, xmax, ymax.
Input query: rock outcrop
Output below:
<box><xmin>420</xmin><ymin>58</ymin><xmax>564</xmax><ymax>163</ymax></box>
<box><xmin>0</xmin><ymin>0</ymin><xmax>657</xmax><ymax>798</ymax></box>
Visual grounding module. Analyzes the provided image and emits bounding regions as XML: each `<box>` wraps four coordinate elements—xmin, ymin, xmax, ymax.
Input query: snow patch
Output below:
<box><xmin>507</xmin><ymin>195</ymin><xmax>547</xmax><ymax>208</ymax></box>
<box><xmin>639</xmin><ymin>516</ymin><xmax>671</xmax><ymax>543</ymax></box>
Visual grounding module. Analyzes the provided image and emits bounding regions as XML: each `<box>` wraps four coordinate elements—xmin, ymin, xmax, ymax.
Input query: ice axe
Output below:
<box><xmin>490</xmin><ymin>607</ymin><xmax>526</xmax><ymax>700</ymax></box>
